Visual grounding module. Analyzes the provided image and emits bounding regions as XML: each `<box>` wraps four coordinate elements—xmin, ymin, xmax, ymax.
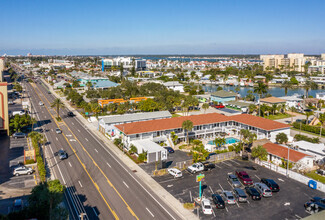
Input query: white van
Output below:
<box><xmin>12</xmin><ymin>110</ymin><xmax>26</xmax><ymax>116</ymax></box>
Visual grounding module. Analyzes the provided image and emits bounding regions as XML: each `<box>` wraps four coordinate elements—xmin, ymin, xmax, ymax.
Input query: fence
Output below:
<box><xmin>255</xmin><ymin>159</ymin><xmax>325</xmax><ymax>193</ymax></box>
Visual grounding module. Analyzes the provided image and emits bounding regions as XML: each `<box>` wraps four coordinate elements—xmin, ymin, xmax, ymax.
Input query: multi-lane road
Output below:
<box><xmin>23</xmin><ymin>77</ymin><xmax>183</xmax><ymax>219</ymax></box>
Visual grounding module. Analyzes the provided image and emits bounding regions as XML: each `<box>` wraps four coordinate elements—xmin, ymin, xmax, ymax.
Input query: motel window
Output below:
<box><xmin>136</xmin><ymin>134</ymin><xmax>139</xmax><ymax>138</ymax></box>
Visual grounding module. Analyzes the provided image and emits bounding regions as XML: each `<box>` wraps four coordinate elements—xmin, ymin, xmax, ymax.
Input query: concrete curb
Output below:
<box><xmin>42</xmin><ymin>79</ymin><xmax>198</xmax><ymax>220</ymax></box>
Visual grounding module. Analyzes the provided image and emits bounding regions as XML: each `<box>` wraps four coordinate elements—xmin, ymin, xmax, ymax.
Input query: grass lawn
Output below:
<box><xmin>172</xmin><ymin>113</ymin><xmax>181</xmax><ymax>117</ymax></box>
<box><xmin>305</xmin><ymin>171</ymin><xmax>325</xmax><ymax>184</ymax></box>
<box><xmin>265</xmin><ymin>113</ymin><xmax>292</xmax><ymax>120</ymax></box>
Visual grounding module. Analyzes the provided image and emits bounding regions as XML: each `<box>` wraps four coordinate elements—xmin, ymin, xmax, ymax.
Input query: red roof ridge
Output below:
<box><xmin>263</xmin><ymin>143</ymin><xmax>311</xmax><ymax>163</ymax></box>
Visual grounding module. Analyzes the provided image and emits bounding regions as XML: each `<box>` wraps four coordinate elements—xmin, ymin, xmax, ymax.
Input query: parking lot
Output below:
<box><xmin>153</xmin><ymin>159</ymin><xmax>325</xmax><ymax>219</ymax></box>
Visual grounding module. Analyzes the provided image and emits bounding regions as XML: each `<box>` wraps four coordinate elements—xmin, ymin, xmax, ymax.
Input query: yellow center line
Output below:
<box><xmin>30</xmin><ymin>83</ymin><xmax>119</xmax><ymax>220</ymax></box>
<box><xmin>34</xmin><ymin>83</ymin><xmax>139</xmax><ymax>219</ymax></box>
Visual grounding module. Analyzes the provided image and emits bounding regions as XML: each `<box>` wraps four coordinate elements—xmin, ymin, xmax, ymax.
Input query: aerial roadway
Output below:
<box><xmin>19</xmin><ymin>71</ymin><xmax>183</xmax><ymax>219</ymax></box>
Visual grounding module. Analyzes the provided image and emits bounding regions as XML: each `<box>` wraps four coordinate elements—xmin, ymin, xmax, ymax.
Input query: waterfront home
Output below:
<box><xmin>316</xmin><ymin>92</ymin><xmax>325</xmax><ymax>101</ymax></box>
<box><xmin>263</xmin><ymin>143</ymin><xmax>314</xmax><ymax>170</ymax></box>
<box><xmin>114</xmin><ymin>113</ymin><xmax>291</xmax><ymax>151</ymax></box>
<box><xmin>225</xmin><ymin>100</ymin><xmax>251</xmax><ymax>113</ymax></box>
<box><xmin>295</xmin><ymin>76</ymin><xmax>306</xmax><ymax>84</ymax></box>
<box><xmin>278</xmin><ymin>94</ymin><xmax>303</xmax><ymax>109</ymax></box>
<box><xmin>254</xmin><ymin>75</ymin><xmax>266</xmax><ymax>83</ymax></box>
<box><xmin>163</xmin><ymin>81</ymin><xmax>184</xmax><ymax>92</ymax></box>
<box><xmin>259</xmin><ymin>97</ymin><xmax>287</xmax><ymax>106</ymax></box>
<box><xmin>310</xmin><ymin>76</ymin><xmax>325</xmax><ymax>85</ymax></box>
<box><xmin>210</xmin><ymin>90</ymin><xmax>237</xmax><ymax>104</ymax></box>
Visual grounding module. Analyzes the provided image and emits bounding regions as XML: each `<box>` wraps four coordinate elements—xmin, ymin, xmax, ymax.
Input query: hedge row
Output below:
<box><xmin>31</xmin><ymin>138</ymin><xmax>46</xmax><ymax>182</ymax></box>
<box><xmin>292</xmin><ymin>122</ymin><xmax>325</xmax><ymax>136</ymax></box>
<box><xmin>294</xmin><ymin>134</ymin><xmax>320</xmax><ymax>143</ymax></box>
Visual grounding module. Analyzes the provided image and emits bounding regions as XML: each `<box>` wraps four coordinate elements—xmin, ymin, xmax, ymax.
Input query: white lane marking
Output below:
<box><xmin>219</xmin><ymin>183</ymin><xmax>224</xmax><ymax>191</ymax></box>
<box><xmin>278</xmin><ymin>178</ymin><xmax>284</xmax><ymax>182</ymax></box>
<box><xmin>209</xmin><ymin>186</ymin><xmax>214</xmax><ymax>193</ymax></box>
<box><xmin>230</xmin><ymin>160</ymin><xmax>240</xmax><ymax>165</ymax></box>
<box><xmin>146</xmin><ymin>207</ymin><xmax>154</xmax><ymax>217</ymax></box>
<box><xmin>284</xmin><ymin>202</ymin><xmax>290</xmax><ymax>206</ymax></box>
<box><xmin>167</xmin><ymin>184</ymin><xmax>173</xmax><ymax>188</ymax></box>
<box><xmin>189</xmin><ymin>191</ymin><xmax>192</xmax><ymax>202</ymax></box>
<box><xmin>225</xmin><ymin>207</ymin><xmax>229</xmax><ymax>212</ymax></box>
<box><xmin>56</xmin><ymin>137</ymin><xmax>58</xmax><ymax>141</ymax></box>
<box><xmin>254</xmin><ymin>174</ymin><xmax>261</xmax><ymax>180</ymax></box>
<box><xmin>215</xmin><ymin>164</ymin><xmax>221</xmax><ymax>168</ymax></box>
<box><xmin>92</xmin><ymin>207</ymin><xmax>98</xmax><ymax>217</ymax></box>
<box><xmin>221</xmin><ymin>161</ymin><xmax>232</xmax><ymax>167</ymax></box>
<box><xmin>66</xmin><ymin>134</ymin><xmax>72</xmax><ymax>137</ymax></box>
<box><xmin>78</xmin><ymin>129</ymin><xmax>80</xmax><ymax>132</ymax></box>
<box><xmin>72</xmin><ymin>122</ymin><xmax>74</xmax><ymax>125</ymax></box>
<box><xmin>68</xmin><ymin>162</ymin><xmax>72</xmax><ymax>167</ymax></box>
<box><xmin>78</xmin><ymin>180</ymin><xmax>83</xmax><ymax>188</ymax></box>
<box><xmin>94</xmin><ymin>149</ymin><xmax>98</xmax><ymax>153</ymax></box>
<box><xmin>72</xmin><ymin>116</ymin><xmax>177</xmax><ymax>220</ymax></box>
<box><xmin>69</xmin><ymin>139</ymin><xmax>76</xmax><ymax>142</ymax></box>
<box><xmin>295</xmin><ymin>214</ymin><xmax>302</xmax><ymax>219</ymax></box>
<box><xmin>123</xmin><ymin>181</ymin><xmax>129</xmax><ymax>188</ymax></box>
<box><xmin>106</xmin><ymin>162</ymin><xmax>111</xmax><ymax>168</ymax></box>
<box><xmin>85</xmin><ymin>138</ymin><xmax>88</xmax><ymax>141</ymax></box>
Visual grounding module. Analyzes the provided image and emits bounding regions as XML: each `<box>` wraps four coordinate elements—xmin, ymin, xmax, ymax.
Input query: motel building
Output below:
<box><xmin>114</xmin><ymin>113</ymin><xmax>291</xmax><ymax>151</ymax></box>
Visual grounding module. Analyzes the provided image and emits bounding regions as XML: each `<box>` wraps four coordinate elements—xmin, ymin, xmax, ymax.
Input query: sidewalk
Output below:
<box><xmin>42</xmin><ymin>79</ymin><xmax>197</xmax><ymax>220</ymax></box>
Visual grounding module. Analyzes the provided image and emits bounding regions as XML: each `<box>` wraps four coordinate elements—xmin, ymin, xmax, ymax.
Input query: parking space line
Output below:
<box><xmin>77</xmin><ymin>129</ymin><xmax>80</xmax><ymax>132</ymax></box>
<box><xmin>189</xmin><ymin>191</ymin><xmax>193</xmax><ymax>202</ymax></box>
<box><xmin>209</xmin><ymin>186</ymin><xmax>214</xmax><ymax>193</ymax></box>
<box><xmin>56</xmin><ymin>137</ymin><xmax>58</xmax><ymax>141</ymax></box>
<box><xmin>215</xmin><ymin>164</ymin><xmax>221</xmax><ymax>168</ymax></box>
<box><xmin>295</xmin><ymin>214</ymin><xmax>302</xmax><ymax>219</ymax></box>
<box><xmin>247</xmin><ymin>200</ymin><xmax>250</xmax><ymax>204</ymax></box>
<box><xmin>146</xmin><ymin>207</ymin><xmax>154</xmax><ymax>217</ymax></box>
<box><xmin>123</xmin><ymin>181</ymin><xmax>129</xmax><ymax>189</ymax></box>
<box><xmin>230</xmin><ymin>160</ymin><xmax>240</xmax><ymax>165</ymax></box>
<box><xmin>221</xmin><ymin>161</ymin><xmax>232</xmax><ymax>167</ymax></box>
<box><xmin>106</xmin><ymin>162</ymin><xmax>111</xmax><ymax>168</ymax></box>
<box><xmin>225</xmin><ymin>207</ymin><xmax>229</xmax><ymax>212</ymax></box>
<box><xmin>72</xmin><ymin>122</ymin><xmax>74</xmax><ymax>125</ymax></box>
<box><xmin>218</xmin><ymin>183</ymin><xmax>224</xmax><ymax>191</ymax></box>
<box><xmin>85</xmin><ymin>138</ymin><xmax>88</xmax><ymax>141</ymax></box>
<box><xmin>227</xmin><ymin>181</ymin><xmax>234</xmax><ymax>189</ymax></box>
<box><xmin>159</xmin><ymin>178</ymin><xmax>176</xmax><ymax>184</ymax></box>
<box><xmin>78</xmin><ymin>180</ymin><xmax>83</xmax><ymax>188</ymax></box>
<box><xmin>212</xmin><ymin>209</ymin><xmax>216</xmax><ymax>217</ymax></box>
<box><xmin>254</xmin><ymin>174</ymin><xmax>261</xmax><ymax>180</ymax></box>
<box><xmin>235</xmin><ymin>201</ymin><xmax>240</xmax><ymax>208</ymax></box>
<box><xmin>68</xmin><ymin>162</ymin><xmax>72</xmax><ymax>167</ymax></box>
<box><xmin>278</xmin><ymin>178</ymin><xmax>284</xmax><ymax>182</ymax></box>
<box><xmin>94</xmin><ymin>149</ymin><xmax>98</xmax><ymax>153</ymax></box>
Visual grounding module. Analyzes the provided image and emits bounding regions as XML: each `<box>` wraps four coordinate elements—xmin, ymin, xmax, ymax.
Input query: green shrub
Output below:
<box><xmin>292</xmin><ymin>122</ymin><xmax>325</xmax><ymax>136</ymax></box>
<box><xmin>294</xmin><ymin>134</ymin><xmax>320</xmax><ymax>143</ymax></box>
<box><xmin>183</xmin><ymin>203</ymin><xmax>195</xmax><ymax>209</ymax></box>
<box><xmin>25</xmin><ymin>159</ymin><xmax>35</xmax><ymax>165</ymax></box>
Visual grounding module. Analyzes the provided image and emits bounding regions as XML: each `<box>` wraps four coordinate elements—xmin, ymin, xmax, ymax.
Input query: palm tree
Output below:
<box><xmin>51</xmin><ymin>98</ymin><xmax>65</xmax><ymax>119</ymax></box>
<box><xmin>318</xmin><ymin>113</ymin><xmax>325</xmax><ymax>137</ymax></box>
<box><xmin>289</xmin><ymin>106</ymin><xmax>296</xmax><ymax>123</ymax></box>
<box><xmin>202</xmin><ymin>103</ymin><xmax>209</xmax><ymax>114</ymax></box>
<box><xmin>214</xmin><ymin>137</ymin><xmax>226</xmax><ymax>149</ymax></box>
<box><xmin>281</xmin><ymin>81</ymin><xmax>293</xmax><ymax>96</ymax></box>
<box><xmin>271</xmin><ymin>104</ymin><xmax>278</xmax><ymax>115</ymax></box>
<box><xmin>182</xmin><ymin>120</ymin><xmax>193</xmax><ymax>145</ymax></box>
<box><xmin>303</xmin><ymin>81</ymin><xmax>318</xmax><ymax>98</ymax></box>
<box><xmin>254</xmin><ymin>82</ymin><xmax>268</xmax><ymax>117</ymax></box>
<box><xmin>305</xmin><ymin>111</ymin><xmax>314</xmax><ymax>125</ymax></box>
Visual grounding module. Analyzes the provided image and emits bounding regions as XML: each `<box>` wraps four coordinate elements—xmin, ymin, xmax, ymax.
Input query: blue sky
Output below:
<box><xmin>1</xmin><ymin>0</ymin><xmax>324</xmax><ymax>55</ymax></box>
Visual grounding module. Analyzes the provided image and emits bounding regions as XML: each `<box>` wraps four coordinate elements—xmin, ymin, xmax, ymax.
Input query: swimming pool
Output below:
<box><xmin>208</xmin><ymin>137</ymin><xmax>240</xmax><ymax>145</ymax></box>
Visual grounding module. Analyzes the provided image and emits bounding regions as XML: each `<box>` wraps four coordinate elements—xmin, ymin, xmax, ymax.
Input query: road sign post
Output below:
<box><xmin>196</xmin><ymin>173</ymin><xmax>205</xmax><ymax>200</ymax></box>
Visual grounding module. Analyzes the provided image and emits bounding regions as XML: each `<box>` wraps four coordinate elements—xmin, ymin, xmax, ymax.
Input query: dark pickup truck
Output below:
<box><xmin>203</xmin><ymin>162</ymin><xmax>216</xmax><ymax>171</ymax></box>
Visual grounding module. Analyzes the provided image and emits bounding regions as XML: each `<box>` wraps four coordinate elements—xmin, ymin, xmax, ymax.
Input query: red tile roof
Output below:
<box><xmin>263</xmin><ymin>143</ymin><xmax>311</xmax><ymax>163</ymax></box>
<box><xmin>115</xmin><ymin>113</ymin><xmax>291</xmax><ymax>135</ymax></box>
<box><xmin>229</xmin><ymin>114</ymin><xmax>291</xmax><ymax>131</ymax></box>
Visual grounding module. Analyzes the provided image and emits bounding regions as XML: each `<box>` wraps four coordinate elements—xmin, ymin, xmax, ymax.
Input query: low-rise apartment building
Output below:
<box><xmin>114</xmin><ymin>113</ymin><xmax>291</xmax><ymax>150</ymax></box>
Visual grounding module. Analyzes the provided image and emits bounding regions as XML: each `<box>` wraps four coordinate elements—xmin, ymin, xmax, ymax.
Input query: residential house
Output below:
<box><xmin>292</xmin><ymin>141</ymin><xmax>325</xmax><ymax>161</ymax></box>
<box><xmin>130</xmin><ymin>139</ymin><xmax>168</xmax><ymax>163</ymax></box>
<box><xmin>263</xmin><ymin>143</ymin><xmax>314</xmax><ymax>170</ymax></box>
<box><xmin>316</xmin><ymin>92</ymin><xmax>325</xmax><ymax>101</ymax></box>
<box><xmin>260</xmin><ymin>97</ymin><xmax>287</xmax><ymax>107</ymax></box>
<box><xmin>163</xmin><ymin>81</ymin><xmax>184</xmax><ymax>93</ymax></box>
<box><xmin>278</xmin><ymin>94</ymin><xmax>303</xmax><ymax>109</ymax></box>
<box><xmin>210</xmin><ymin>90</ymin><xmax>237</xmax><ymax>104</ymax></box>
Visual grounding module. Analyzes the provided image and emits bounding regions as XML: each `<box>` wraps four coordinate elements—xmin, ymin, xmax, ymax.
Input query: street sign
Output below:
<box><xmin>196</xmin><ymin>174</ymin><xmax>205</xmax><ymax>182</ymax></box>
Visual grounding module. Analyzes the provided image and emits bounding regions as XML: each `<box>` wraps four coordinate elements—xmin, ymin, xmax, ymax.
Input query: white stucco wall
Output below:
<box><xmin>270</xmin><ymin>128</ymin><xmax>291</xmax><ymax>142</ymax></box>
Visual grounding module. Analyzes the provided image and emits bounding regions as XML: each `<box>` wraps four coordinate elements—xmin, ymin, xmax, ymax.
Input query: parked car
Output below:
<box><xmin>58</xmin><ymin>150</ymin><xmax>68</xmax><ymax>160</ymax></box>
<box><xmin>201</xmin><ymin>198</ymin><xmax>213</xmax><ymax>215</ymax></box>
<box><xmin>164</xmin><ymin>147</ymin><xmax>174</xmax><ymax>153</ymax></box>
<box><xmin>168</xmin><ymin>168</ymin><xmax>182</xmax><ymax>178</ymax></box>
<box><xmin>39</xmin><ymin>101</ymin><xmax>44</xmax><ymax>106</ymax></box>
<box><xmin>67</xmin><ymin>111</ymin><xmax>74</xmax><ymax>117</ymax></box>
<box><xmin>12</xmin><ymin>199</ymin><xmax>23</xmax><ymax>212</ymax></box>
<box><xmin>245</xmin><ymin>186</ymin><xmax>261</xmax><ymax>200</ymax></box>
<box><xmin>236</xmin><ymin>171</ymin><xmax>253</xmax><ymax>185</ymax></box>
<box><xmin>13</xmin><ymin>166</ymin><xmax>33</xmax><ymax>176</ymax></box>
<box><xmin>254</xmin><ymin>183</ymin><xmax>272</xmax><ymax>197</ymax></box>
<box><xmin>233</xmin><ymin>188</ymin><xmax>248</xmax><ymax>203</ymax></box>
<box><xmin>187</xmin><ymin>162</ymin><xmax>204</xmax><ymax>174</ymax></box>
<box><xmin>202</xmin><ymin>162</ymin><xmax>215</xmax><ymax>171</ymax></box>
<box><xmin>56</xmin><ymin>128</ymin><xmax>62</xmax><ymax>134</ymax></box>
<box><xmin>221</xmin><ymin>191</ymin><xmax>236</xmax><ymax>205</ymax></box>
<box><xmin>261</xmin><ymin>178</ymin><xmax>280</xmax><ymax>192</ymax></box>
<box><xmin>12</xmin><ymin>110</ymin><xmax>26</xmax><ymax>116</ymax></box>
<box><xmin>212</xmin><ymin>194</ymin><xmax>225</xmax><ymax>209</ymax></box>
<box><xmin>13</xmin><ymin>132</ymin><xmax>27</xmax><ymax>139</ymax></box>
<box><xmin>8</xmin><ymin>100</ymin><xmax>14</xmax><ymax>105</ymax></box>
<box><xmin>214</xmin><ymin>104</ymin><xmax>225</xmax><ymax>109</ymax></box>
<box><xmin>304</xmin><ymin>197</ymin><xmax>325</xmax><ymax>214</ymax></box>
<box><xmin>227</xmin><ymin>174</ymin><xmax>242</xmax><ymax>188</ymax></box>
<box><xmin>316</xmin><ymin>169</ymin><xmax>325</xmax><ymax>176</ymax></box>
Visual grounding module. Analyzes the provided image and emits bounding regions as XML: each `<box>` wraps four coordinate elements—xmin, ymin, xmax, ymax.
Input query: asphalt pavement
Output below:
<box><xmin>25</xmin><ymin>80</ymin><xmax>188</xmax><ymax>220</ymax></box>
